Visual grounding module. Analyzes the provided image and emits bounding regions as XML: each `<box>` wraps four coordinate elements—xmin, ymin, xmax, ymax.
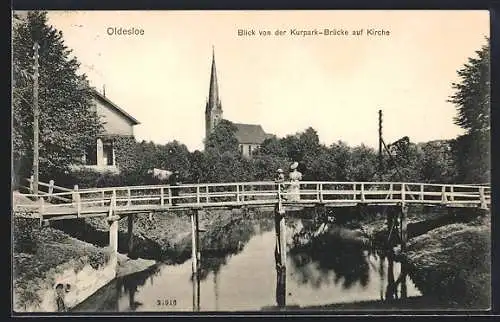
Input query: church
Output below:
<box><xmin>204</xmin><ymin>49</ymin><xmax>272</xmax><ymax>158</ymax></box>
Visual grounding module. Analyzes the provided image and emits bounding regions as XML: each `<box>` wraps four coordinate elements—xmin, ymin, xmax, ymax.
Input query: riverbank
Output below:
<box><xmin>13</xmin><ymin>217</ymin><xmax>156</xmax><ymax>312</ymax></box>
<box><xmin>50</xmin><ymin>207</ymin><xmax>274</xmax><ymax>264</ymax></box>
<box><xmin>405</xmin><ymin>214</ymin><xmax>490</xmax><ymax>309</ymax></box>
<box><xmin>347</xmin><ymin>206</ymin><xmax>491</xmax><ymax>309</ymax></box>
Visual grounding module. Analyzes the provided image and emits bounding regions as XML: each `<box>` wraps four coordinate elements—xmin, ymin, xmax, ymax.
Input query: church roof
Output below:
<box><xmin>234</xmin><ymin>123</ymin><xmax>269</xmax><ymax>144</ymax></box>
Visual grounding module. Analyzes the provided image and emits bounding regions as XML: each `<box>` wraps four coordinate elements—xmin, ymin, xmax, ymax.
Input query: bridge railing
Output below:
<box><xmin>20</xmin><ymin>177</ymin><xmax>73</xmax><ymax>203</ymax></box>
<box><xmin>13</xmin><ymin>181</ymin><xmax>491</xmax><ymax>216</ymax></box>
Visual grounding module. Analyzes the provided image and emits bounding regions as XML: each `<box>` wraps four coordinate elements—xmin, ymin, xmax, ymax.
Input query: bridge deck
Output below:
<box><xmin>13</xmin><ymin>181</ymin><xmax>491</xmax><ymax>221</ymax></box>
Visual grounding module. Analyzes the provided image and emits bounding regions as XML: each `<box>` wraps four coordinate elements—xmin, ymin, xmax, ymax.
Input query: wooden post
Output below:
<box><xmin>450</xmin><ymin>185</ymin><xmax>455</xmax><ymax>202</ymax></box>
<box><xmin>385</xmin><ymin>210</ymin><xmax>395</xmax><ymax>302</ymax></box>
<box><xmin>108</xmin><ymin>190</ymin><xmax>118</xmax><ymax>276</ymax></box>
<box><xmin>39</xmin><ymin>196</ymin><xmax>45</xmax><ymax>214</ymax></box>
<box><xmin>241</xmin><ymin>185</ymin><xmax>245</xmax><ymax>202</ymax></box>
<box><xmin>73</xmin><ymin>185</ymin><xmax>81</xmax><ymax>217</ymax></box>
<box><xmin>127</xmin><ymin>188</ymin><xmax>131</xmax><ymax>207</ymax></box>
<box><xmin>274</xmin><ymin>201</ymin><xmax>286</xmax><ymax>308</ymax></box>
<box><xmin>127</xmin><ymin>214</ymin><xmax>134</xmax><ymax>256</ymax></box>
<box><xmin>361</xmin><ymin>183</ymin><xmax>365</xmax><ymax>202</ymax></box>
<box><xmin>420</xmin><ymin>184</ymin><xmax>424</xmax><ymax>201</ymax></box>
<box><xmin>168</xmin><ymin>187</ymin><xmax>172</xmax><ymax>206</ymax></box>
<box><xmin>72</xmin><ymin>185</ymin><xmax>79</xmax><ymax>207</ymax></box>
<box><xmin>206</xmin><ymin>185</ymin><xmax>209</xmax><ymax>203</ymax></box>
<box><xmin>401</xmin><ymin>184</ymin><xmax>406</xmax><ymax>204</ymax></box>
<box><xmin>32</xmin><ymin>42</ymin><xmax>40</xmax><ymax>196</ymax></box>
<box><xmin>197</xmin><ymin>186</ymin><xmax>201</xmax><ymax>204</ymax></box>
<box><xmin>479</xmin><ymin>187</ymin><xmax>487</xmax><ymax>210</ymax></box>
<box><xmin>389</xmin><ymin>183</ymin><xmax>393</xmax><ymax>200</ymax></box>
<box><xmin>319</xmin><ymin>183</ymin><xmax>324</xmax><ymax>203</ymax></box>
<box><xmin>441</xmin><ymin>185</ymin><xmax>447</xmax><ymax>204</ymax></box>
<box><xmin>353</xmin><ymin>183</ymin><xmax>356</xmax><ymax>201</ymax></box>
<box><xmin>190</xmin><ymin>210</ymin><xmax>198</xmax><ymax>276</ymax></box>
<box><xmin>195</xmin><ymin>210</ymin><xmax>201</xmax><ymax>267</ymax></box>
<box><xmin>400</xmin><ymin>203</ymin><xmax>408</xmax><ymax>299</ymax></box>
<box><xmin>160</xmin><ymin>187</ymin><xmax>164</xmax><ymax>206</ymax></box>
<box><xmin>29</xmin><ymin>175</ymin><xmax>34</xmax><ymax>194</ymax></box>
<box><xmin>47</xmin><ymin>180</ymin><xmax>54</xmax><ymax>202</ymax></box>
<box><xmin>101</xmin><ymin>190</ymin><xmax>105</xmax><ymax>207</ymax></box>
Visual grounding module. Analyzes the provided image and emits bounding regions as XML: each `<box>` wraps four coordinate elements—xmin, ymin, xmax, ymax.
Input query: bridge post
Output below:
<box><xmin>385</xmin><ymin>208</ymin><xmax>396</xmax><ymax>302</ymax></box>
<box><xmin>48</xmin><ymin>180</ymin><xmax>54</xmax><ymax>202</ymax></box>
<box><xmin>107</xmin><ymin>190</ymin><xmax>119</xmax><ymax>276</ymax></box>
<box><xmin>441</xmin><ymin>185</ymin><xmax>447</xmax><ymax>204</ymax></box>
<box><xmin>479</xmin><ymin>187</ymin><xmax>487</xmax><ymax>210</ymax></box>
<box><xmin>190</xmin><ymin>209</ymin><xmax>199</xmax><ymax>277</ymax></box>
<box><xmin>274</xmin><ymin>201</ymin><xmax>286</xmax><ymax>308</ymax></box>
<box><xmin>399</xmin><ymin>203</ymin><xmax>408</xmax><ymax>299</ymax></box>
<box><xmin>127</xmin><ymin>214</ymin><xmax>134</xmax><ymax>256</ymax></box>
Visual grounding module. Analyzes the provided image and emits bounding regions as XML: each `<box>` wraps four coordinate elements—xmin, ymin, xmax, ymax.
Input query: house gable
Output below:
<box><xmin>91</xmin><ymin>89</ymin><xmax>140</xmax><ymax>137</ymax></box>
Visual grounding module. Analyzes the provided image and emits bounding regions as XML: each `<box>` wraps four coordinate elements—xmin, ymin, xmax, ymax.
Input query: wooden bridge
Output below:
<box><xmin>12</xmin><ymin>178</ymin><xmax>491</xmax><ymax>308</ymax></box>
<box><xmin>13</xmin><ymin>179</ymin><xmax>491</xmax><ymax>220</ymax></box>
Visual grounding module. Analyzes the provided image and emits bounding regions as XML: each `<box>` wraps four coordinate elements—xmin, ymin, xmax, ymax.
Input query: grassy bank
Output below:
<box><xmin>406</xmin><ymin>214</ymin><xmax>491</xmax><ymax>309</ymax></box>
<box><xmin>13</xmin><ymin>217</ymin><xmax>155</xmax><ymax>312</ymax></box>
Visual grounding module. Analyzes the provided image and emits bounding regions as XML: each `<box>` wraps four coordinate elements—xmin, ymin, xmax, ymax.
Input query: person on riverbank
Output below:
<box><xmin>55</xmin><ymin>283</ymin><xmax>69</xmax><ymax>312</ymax></box>
<box><xmin>288</xmin><ymin>162</ymin><xmax>302</xmax><ymax>202</ymax></box>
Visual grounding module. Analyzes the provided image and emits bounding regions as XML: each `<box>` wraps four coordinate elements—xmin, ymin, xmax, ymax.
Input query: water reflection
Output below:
<box><xmin>73</xmin><ymin>217</ymin><xmax>420</xmax><ymax>312</ymax></box>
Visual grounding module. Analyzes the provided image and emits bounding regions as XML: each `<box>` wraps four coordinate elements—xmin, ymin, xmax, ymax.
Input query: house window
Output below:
<box><xmin>103</xmin><ymin>142</ymin><xmax>114</xmax><ymax>166</ymax></box>
<box><xmin>85</xmin><ymin>144</ymin><xmax>97</xmax><ymax>165</ymax></box>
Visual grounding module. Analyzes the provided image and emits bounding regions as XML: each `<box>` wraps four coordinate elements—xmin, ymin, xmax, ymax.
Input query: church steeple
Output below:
<box><xmin>205</xmin><ymin>46</ymin><xmax>223</xmax><ymax>143</ymax></box>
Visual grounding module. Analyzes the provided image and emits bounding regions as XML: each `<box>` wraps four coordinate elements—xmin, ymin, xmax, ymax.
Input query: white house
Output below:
<box><xmin>72</xmin><ymin>88</ymin><xmax>140</xmax><ymax>174</ymax></box>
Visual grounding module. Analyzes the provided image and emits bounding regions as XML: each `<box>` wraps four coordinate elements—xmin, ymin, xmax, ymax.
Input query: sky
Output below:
<box><xmin>43</xmin><ymin>10</ymin><xmax>489</xmax><ymax>152</ymax></box>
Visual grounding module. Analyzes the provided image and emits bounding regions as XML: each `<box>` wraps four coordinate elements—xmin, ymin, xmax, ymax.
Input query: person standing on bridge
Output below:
<box><xmin>288</xmin><ymin>162</ymin><xmax>302</xmax><ymax>202</ymax></box>
<box><xmin>275</xmin><ymin>168</ymin><xmax>287</xmax><ymax>201</ymax></box>
<box><xmin>168</xmin><ymin>171</ymin><xmax>180</xmax><ymax>206</ymax></box>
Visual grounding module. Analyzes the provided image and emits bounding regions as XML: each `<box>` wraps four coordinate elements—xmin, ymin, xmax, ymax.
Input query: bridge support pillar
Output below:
<box><xmin>108</xmin><ymin>216</ymin><xmax>120</xmax><ymax>276</ymax></box>
<box><xmin>399</xmin><ymin>203</ymin><xmax>408</xmax><ymax>299</ymax></box>
<box><xmin>385</xmin><ymin>209</ymin><xmax>396</xmax><ymax>302</ymax></box>
<box><xmin>127</xmin><ymin>214</ymin><xmax>134</xmax><ymax>257</ymax></box>
<box><xmin>274</xmin><ymin>204</ymin><xmax>287</xmax><ymax>308</ymax></box>
<box><xmin>190</xmin><ymin>209</ymin><xmax>201</xmax><ymax>311</ymax></box>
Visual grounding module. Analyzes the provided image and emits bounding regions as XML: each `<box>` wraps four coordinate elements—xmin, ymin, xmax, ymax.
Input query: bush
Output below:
<box><xmin>13</xmin><ymin>218</ymin><xmax>40</xmax><ymax>254</ymax></box>
<box><xmin>407</xmin><ymin>221</ymin><xmax>491</xmax><ymax>308</ymax></box>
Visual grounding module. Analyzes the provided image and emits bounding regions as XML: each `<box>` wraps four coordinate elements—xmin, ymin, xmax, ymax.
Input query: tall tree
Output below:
<box><xmin>448</xmin><ymin>40</ymin><xmax>490</xmax><ymax>183</ymax></box>
<box><xmin>12</xmin><ymin>11</ymin><xmax>102</xmax><ymax>185</ymax></box>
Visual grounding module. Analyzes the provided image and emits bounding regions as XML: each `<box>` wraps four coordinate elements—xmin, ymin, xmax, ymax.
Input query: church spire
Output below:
<box><xmin>205</xmin><ymin>46</ymin><xmax>223</xmax><ymax>142</ymax></box>
<box><xmin>207</xmin><ymin>46</ymin><xmax>220</xmax><ymax>112</ymax></box>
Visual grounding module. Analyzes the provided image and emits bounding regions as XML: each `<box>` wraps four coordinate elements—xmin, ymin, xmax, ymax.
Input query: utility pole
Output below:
<box><xmin>32</xmin><ymin>42</ymin><xmax>40</xmax><ymax>196</ymax></box>
<box><xmin>378</xmin><ymin>109</ymin><xmax>383</xmax><ymax>180</ymax></box>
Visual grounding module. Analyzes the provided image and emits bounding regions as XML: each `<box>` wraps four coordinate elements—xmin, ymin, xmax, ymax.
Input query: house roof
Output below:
<box><xmin>91</xmin><ymin>88</ymin><xmax>140</xmax><ymax>125</ymax></box>
<box><xmin>233</xmin><ymin>123</ymin><xmax>269</xmax><ymax>144</ymax></box>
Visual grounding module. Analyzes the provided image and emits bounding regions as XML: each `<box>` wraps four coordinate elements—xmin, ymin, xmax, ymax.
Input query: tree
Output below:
<box><xmin>448</xmin><ymin>40</ymin><xmax>490</xmax><ymax>183</ymax></box>
<box><xmin>12</xmin><ymin>11</ymin><xmax>102</xmax><ymax>185</ymax></box>
<box><xmin>204</xmin><ymin>119</ymin><xmax>239</xmax><ymax>155</ymax></box>
<box><xmin>419</xmin><ymin>140</ymin><xmax>456</xmax><ymax>183</ymax></box>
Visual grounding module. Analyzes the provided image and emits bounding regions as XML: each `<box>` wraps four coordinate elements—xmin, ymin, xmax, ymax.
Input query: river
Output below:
<box><xmin>73</xmin><ymin>217</ymin><xmax>421</xmax><ymax>312</ymax></box>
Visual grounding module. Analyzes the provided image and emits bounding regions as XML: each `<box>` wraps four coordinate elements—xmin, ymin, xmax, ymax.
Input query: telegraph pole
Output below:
<box><xmin>378</xmin><ymin>109</ymin><xmax>383</xmax><ymax>180</ymax></box>
<box><xmin>32</xmin><ymin>42</ymin><xmax>40</xmax><ymax>196</ymax></box>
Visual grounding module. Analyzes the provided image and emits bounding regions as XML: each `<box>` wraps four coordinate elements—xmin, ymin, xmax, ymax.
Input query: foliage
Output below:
<box><xmin>448</xmin><ymin>40</ymin><xmax>490</xmax><ymax>184</ymax></box>
<box><xmin>418</xmin><ymin>140</ymin><xmax>456</xmax><ymax>183</ymax></box>
<box><xmin>407</xmin><ymin>221</ymin><xmax>490</xmax><ymax>308</ymax></box>
<box><xmin>13</xmin><ymin>218</ymin><xmax>110</xmax><ymax>311</ymax></box>
<box><xmin>12</xmin><ymin>11</ymin><xmax>103</xmax><ymax>184</ymax></box>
